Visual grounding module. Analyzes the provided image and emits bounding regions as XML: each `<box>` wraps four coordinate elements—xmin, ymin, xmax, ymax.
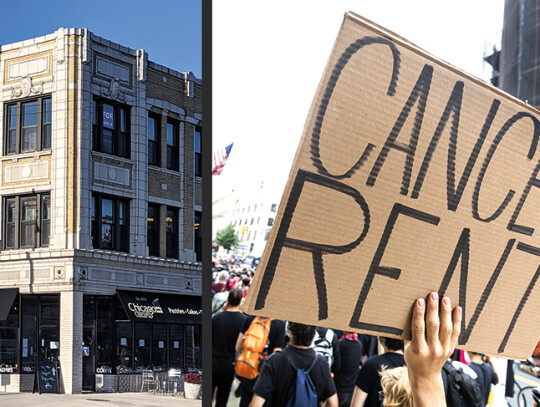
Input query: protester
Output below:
<box><xmin>248</xmin><ymin>321</ymin><xmax>339</xmax><ymax>407</ymax></box>
<box><xmin>312</xmin><ymin>326</ymin><xmax>341</xmax><ymax>374</ymax></box>
<box><xmin>236</xmin><ymin>315</ymin><xmax>286</xmax><ymax>407</ymax></box>
<box><xmin>379</xmin><ymin>366</ymin><xmax>413</xmax><ymax>407</ymax></box>
<box><xmin>212</xmin><ymin>270</ymin><xmax>229</xmax><ymax>294</ymax></box>
<box><xmin>350</xmin><ymin>336</ymin><xmax>406</xmax><ymax>407</ymax></box>
<box><xmin>212</xmin><ymin>288</ymin><xmax>246</xmax><ymax>407</ymax></box>
<box><xmin>334</xmin><ymin>332</ymin><xmax>363</xmax><ymax>407</ymax></box>
<box><xmin>467</xmin><ymin>351</ymin><xmax>498</xmax><ymax>406</ymax></box>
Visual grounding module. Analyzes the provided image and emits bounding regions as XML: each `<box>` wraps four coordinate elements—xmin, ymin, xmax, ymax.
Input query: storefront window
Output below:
<box><xmin>96</xmin><ymin>297</ymin><xmax>113</xmax><ymax>373</ymax></box>
<box><xmin>39</xmin><ymin>296</ymin><xmax>59</xmax><ymax>363</ymax></box>
<box><xmin>21</xmin><ymin>296</ymin><xmax>37</xmax><ymax>373</ymax></box>
<box><xmin>152</xmin><ymin>324</ymin><xmax>167</xmax><ymax>372</ymax></box>
<box><xmin>0</xmin><ymin>295</ymin><xmax>19</xmax><ymax>373</ymax></box>
<box><xmin>134</xmin><ymin>323</ymin><xmax>151</xmax><ymax>371</ymax></box>
<box><xmin>185</xmin><ymin>325</ymin><xmax>201</xmax><ymax>369</ymax></box>
<box><xmin>169</xmin><ymin>324</ymin><xmax>184</xmax><ymax>369</ymax></box>
<box><xmin>116</xmin><ymin>322</ymin><xmax>132</xmax><ymax>374</ymax></box>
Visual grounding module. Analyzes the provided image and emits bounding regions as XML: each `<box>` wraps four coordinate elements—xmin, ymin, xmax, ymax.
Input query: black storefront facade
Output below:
<box><xmin>0</xmin><ymin>288</ymin><xmax>201</xmax><ymax>392</ymax></box>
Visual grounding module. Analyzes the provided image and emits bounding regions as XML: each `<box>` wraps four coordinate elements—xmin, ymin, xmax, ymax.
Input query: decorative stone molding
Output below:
<box><xmin>10</xmin><ymin>75</ymin><xmax>44</xmax><ymax>98</ymax></box>
<box><xmin>100</xmin><ymin>78</ymin><xmax>126</xmax><ymax>102</ymax></box>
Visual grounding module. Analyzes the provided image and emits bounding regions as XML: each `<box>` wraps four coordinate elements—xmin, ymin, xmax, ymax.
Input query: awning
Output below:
<box><xmin>117</xmin><ymin>290</ymin><xmax>201</xmax><ymax>324</ymax></box>
<box><xmin>0</xmin><ymin>288</ymin><xmax>18</xmax><ymax>320</ymax></box>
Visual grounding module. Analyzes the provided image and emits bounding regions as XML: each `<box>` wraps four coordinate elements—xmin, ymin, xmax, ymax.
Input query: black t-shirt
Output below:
<box><xmin>355</xmin><ymin>352</ymin><xmax>406</xmax><ymax>407</ymax></box>
<box><xmin>241</xmin><ymin>316</ymin><xmax>286</xmax><ymax>354</ymax></box>
<box><xmin>334</xmin><ymin>339</ymin><xmax>363</xmax><ymax>393</ymax></box>
<box><xmin>253</xmin><ymin>345</ymin><xmax>337</xmax><ymax>406</ymax></box>
<box><xmin>212</xmin><ymin>311</ymin><xmax>247</xmax><ymax>373</ymax></box>
<box><xmin>468</xmin><ymin>362</ymin><xmax>498</xmax><ymax>405</ymax></box>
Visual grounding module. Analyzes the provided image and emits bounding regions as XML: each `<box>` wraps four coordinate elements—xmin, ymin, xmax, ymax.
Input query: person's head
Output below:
<box><xmin>242</xmin><ymin>277</ymin><xmax>250</xmax><ymax>288</ymax></box>
<box><xmin>218</xmin><ymin>270</ymin><xmax>228</xmax><ymax>282</ymax></box>
<box><xmin>380</xmin><ymin>337</ymin><xmax>404</xmax><ymax>352</ymax></box>
<box><xmin>380</xmin><ymin>366</ymin><xmax>413</xmax><ymax>407</ymax></box>
<box><xmin>287</xmin><ymin>322</ymin><xmax>317</xmax><ymax>347</ymax></box>
<box><xmin>227</xmin><ymin>288</ymin><xmax>243</xmax><ymax>307</ymax></box>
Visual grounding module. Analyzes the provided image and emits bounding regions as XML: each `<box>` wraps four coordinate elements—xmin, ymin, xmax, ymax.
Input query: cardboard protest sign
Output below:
<box><xmin>243</xmin><ymin>11</ymin><xmax>540</xmax><ymax>359</ymax></box>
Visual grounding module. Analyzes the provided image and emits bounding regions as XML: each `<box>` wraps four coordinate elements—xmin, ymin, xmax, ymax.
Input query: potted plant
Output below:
<box><xmin>183</xmin><ymin>372</ymin><xmax>202</xmax><ymax>399</ymax></box>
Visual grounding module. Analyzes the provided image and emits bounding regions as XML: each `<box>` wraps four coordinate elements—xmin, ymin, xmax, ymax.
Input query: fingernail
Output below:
<box><xmin>442</xmin><ymin>296</ymin><xmax>450</xmax><ymax>306</ymax></box>
<box><xmin>457</xmin><ymin>306</ymin><xmax>462</xmax><ymax>315</ymax></box>
<box><xmin>431</xmin><ymin>292</ymin><xmax>438</xmax><ymax>302</ymax></box>
<box><xmin>417</xmin><ymin>298</ymin><xmax>425</xmax><ymax>309</ymax></box>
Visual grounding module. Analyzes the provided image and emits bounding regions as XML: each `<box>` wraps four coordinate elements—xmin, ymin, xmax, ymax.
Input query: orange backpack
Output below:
<box><xmin>235</xmin><ymin>317</ymin><xmax>272</xmax><ymax>379</ymax></box>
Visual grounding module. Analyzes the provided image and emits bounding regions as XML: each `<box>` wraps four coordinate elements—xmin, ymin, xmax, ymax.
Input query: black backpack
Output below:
<box><xmin>442</xmin><ymin>361</ymin><xmax>483</xmax><ymax>407</ymax></box>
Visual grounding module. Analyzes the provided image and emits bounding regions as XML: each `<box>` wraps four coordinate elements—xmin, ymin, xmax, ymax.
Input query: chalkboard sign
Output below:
<box><xmin>36</xmin><ymin>361</ymin><xmax>59</xmax><ymax>394</ymax></box>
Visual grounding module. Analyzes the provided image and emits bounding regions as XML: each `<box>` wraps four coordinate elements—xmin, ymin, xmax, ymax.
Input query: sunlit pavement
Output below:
<box><xmin>0</xmin><ymin>392</ymin><xmax>202</xmax><ymax>406</ymax></box>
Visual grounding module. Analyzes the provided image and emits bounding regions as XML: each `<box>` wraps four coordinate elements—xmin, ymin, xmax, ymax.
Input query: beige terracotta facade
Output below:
<box><xmin>0</xmin><ymin>28</ymin><xmax>202</xmax><ymax>394</ymax></box>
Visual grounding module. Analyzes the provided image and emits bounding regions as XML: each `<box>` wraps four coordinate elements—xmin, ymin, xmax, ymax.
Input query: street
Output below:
<box><xmin>508</xmin><ymin>361</ymin><xmax>540</xmax><ymax>407</ymax></box>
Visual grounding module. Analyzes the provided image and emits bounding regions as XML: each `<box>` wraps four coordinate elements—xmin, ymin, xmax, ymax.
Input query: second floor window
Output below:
<box><xmin>194</xmin><ymin>126</ymin><xmax>202</xmax><ymax>177</ymax></box>
<box><xmin>4</xmin><ymin>193</ymin><xmax>50</xmax><ymax>250</ymax></box>
<box><xmin>166</xmin><ymin>120</ymin><xmax>179</xmax><ymax>171</ymax></box>
<box><xmin>147</xmin><ymin>204</ymin><xmax>159</xmax><ymax>257</ymax></box>
<box><xmin>92</xmin><ymin>99</ymin><xmax>130</xmax><ymax>158</ymax></box>
<box><xmin>5</xmin><ymin>96</ymin><xmax>51</xmax><ymax>155</ymax></box>
<box><xmin>166</xmin><ymin>207</ymin><xmax>178</xmax><ymax>259</ymax></box>
<box><xmin>91</xmin><ymin>194</ymin><xmax>129</xmax><ymax>252</ymax></box>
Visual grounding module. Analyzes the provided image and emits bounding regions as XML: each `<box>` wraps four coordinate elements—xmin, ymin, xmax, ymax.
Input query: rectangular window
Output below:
<box><xmin>3</xmin><ymin>193</ymin><xmax>50</xmax><ymax>250</ymax></box>
<box><xmin>194</xmin><ymin>211</ymin><xmax>202</xmax><ymax>262</ymax></box>
<box><xmin>168</xmin><ymin>325</ymin><xmax>184</xmax><ymax>369</ymax></box>
<box><xmin>194</xmin><ymin>126</ymin><xmax>202</xmax><ymax>176</ymax></box>
<box><xmin>148</xmin><ymin>115</ymin><xmax>160</xmax><ymax>166</ymax></box>
<box><xmin>166</xmin><ymin>120</ymin><xmax>179</xmax><ymax>171</ymax></box>
<box><xmin>147</xmin><ymin>204</ymin><xmax>159</xmax><ymax>257</ymax></box>
<box><xmin>134</xmin><ymin>323</ymin><xmax>151</xmax><ymax>371</ymax></box>
<box><xmin>166</xmin><ymin>207</ymin><xmax>178</xmax><ymax>259</ymax></box>
<box><xmin>91</xmin><ymin>194</ymin><xmax>130</xmax><ymax>253</ymax></box>
<box><xmin>92</xmin><ymin>98</ymin><xmax>130</xmax><ymax>158</ymax></box>
<box><xmin>4</xmin><ymin>95</ymin><xmax>52</xmax><ymax>155</ymax></box>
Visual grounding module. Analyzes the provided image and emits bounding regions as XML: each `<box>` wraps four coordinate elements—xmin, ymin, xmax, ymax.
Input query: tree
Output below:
<box><xmin>215</xmin><ymin>224</ymin><xmax>239</xmax><ymax>251</ymax></box>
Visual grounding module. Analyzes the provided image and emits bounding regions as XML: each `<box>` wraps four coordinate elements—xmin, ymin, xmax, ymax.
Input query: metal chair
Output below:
<box><xmin>167</xmin><ymin>369</ymin><xmax>182</xmax><ymax>394</ymax></box>
<box><xmin>140</xmin><ymin>370</ymin><xmax>156</xmax><ymax>393</ymax></box>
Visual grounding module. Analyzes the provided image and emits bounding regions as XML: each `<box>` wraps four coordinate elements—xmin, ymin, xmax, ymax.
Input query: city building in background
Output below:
<box><xmin>212</xmin><ymin>182</ymin><xmax>277</xmax><ymax>259</ymax></box>
<box><xmin>0</xmin><ymin>28</ymin><xmax>202</xmax><ymax>393</ymax></box>
<box><xmin>486</xmin><ymin>0</ymin><xmax>540</xmax><ymax>105</ymax></box>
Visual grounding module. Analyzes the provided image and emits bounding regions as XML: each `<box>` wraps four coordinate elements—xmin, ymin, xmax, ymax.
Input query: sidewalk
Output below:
<box><xmin>0</xmin><ymin>392</ymin><xmax>202</xmax><ymax>406</ymax></box>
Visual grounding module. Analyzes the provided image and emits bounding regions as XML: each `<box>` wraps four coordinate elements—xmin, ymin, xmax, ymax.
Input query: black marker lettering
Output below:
<box><xmin>254</xmin><ymin>169</ymin><xmax>370</xmax><ymax>321</ymax></box>
<box><xmin>310</xmin><ymin>36</ymin><xmax>400</xmax><ymax>180</ymax></box>
<box><xmin>472</xmin><ymin>112</ymin><xmax>540</xmax><ymax>222</ymax></box>
<box><xmin>507</xmin><ymin>159</ymin><xmax>540</xmax><ymax>236</ymax></box>
<box><xmin>456</xmin><ymin>238</ymin><xmax>516</xmax><ymax>345</ymax></box>
<box><xmin>412</xmin><ymin>97</ymin><xmax>500</xmax><ymax>212</ymax></box>
<box><xmin>367</xmin><ymin>64</ymin><xmax>433</xmax><ymax>195</ymax></box>
<box><xmin>349</xmin><ymin>203</ymin><xmax>439</xmax><ymax>334</ymax></box>
<box><xmin>498</xmin><ymin>242</ymin><xmax>540</xmax><ymax>353</ymax></box>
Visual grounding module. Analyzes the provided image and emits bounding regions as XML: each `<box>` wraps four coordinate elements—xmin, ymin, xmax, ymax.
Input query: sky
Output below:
<box><xmin>213</xmin><ymin>0</ymin><xmax>505</xmax><ymax>204</ymax></box>
<box><xmin>0</xmin><ymin>0</ymin><xmax>201</xmax><ymax>78</ymax></box>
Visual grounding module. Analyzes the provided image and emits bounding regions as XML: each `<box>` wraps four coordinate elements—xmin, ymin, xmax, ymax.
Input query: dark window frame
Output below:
<box><xmin>3</xmin><ymin>193</ymin><xmax>50</xmax><ymax>250</ymax></box>
<box><xmin>92</xmin><ymin>98</ymin><xmax>131</xmax><ymax>159</ymax></box>
<box><xmin>4</xmin><ymin>95</ymin><xmax>52</xmax><ymax>155</ymax></box>
<box><xmin>165</xmin><ymin>207</ymin><xmax>178</xmax><ymax>259</ymax></box>
<box><xmin>166</xmin><ymin>119</ymin><xmax>179</xmax><ymax>171</ymax></box>
<box><xmin>194</xmin><ymin>211</ymin><xmax>202</xmax><ymax>262</ymax></box>
<box><xmin>148</xmin><ymin>114</ymin><xmax>161</xmax><ymax>167</ymax></box>
<box><xmin>194</xmin><ymin>126</ymin><xmax>202</xmax><ymax>177</ymax></box>
<box><xmin>147</xmin><ymin>203</ymin><xmax>159</xmax><ymax>257</ymax></box>
<box><xmin>91</xmin><ymin>194</ymin><xmax>130</xmax><ymax>253</ymax></box>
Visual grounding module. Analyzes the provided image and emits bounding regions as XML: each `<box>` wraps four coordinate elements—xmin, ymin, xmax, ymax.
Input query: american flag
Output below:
<box><xmin>212</xmin><ymin>143</ymin><xmax>234</xmax><ymax>175</ymax></box>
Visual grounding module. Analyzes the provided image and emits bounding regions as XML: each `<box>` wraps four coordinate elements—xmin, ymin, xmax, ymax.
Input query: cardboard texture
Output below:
<box><xmin>243</xmin><ymin>11</ymin><xmax>540</xmax><ymax>359</ymax></box>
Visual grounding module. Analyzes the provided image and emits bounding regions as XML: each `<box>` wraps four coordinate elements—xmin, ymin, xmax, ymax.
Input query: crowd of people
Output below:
<box><xmin>212</xmin><ymin>265</ymin><xmax>533</xmax><ymax>407</ymax></box>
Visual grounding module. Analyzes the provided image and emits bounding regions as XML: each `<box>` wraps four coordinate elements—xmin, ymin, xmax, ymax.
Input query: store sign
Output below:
<box><xmin>0</xmin><ymin>367</ymin><xmax>14</xmax><ymax>373</ymax></box>
<box><xmin>117</xmin><ymin>290</ymin><xmax>201</xmax><ymax>324</ymax></box>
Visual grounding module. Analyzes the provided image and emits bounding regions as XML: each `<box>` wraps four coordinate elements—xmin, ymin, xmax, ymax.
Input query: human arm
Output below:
<box><xmin>349</xmin><ymin>386</ymin><xmax>367</xmax><ymax>407</ymax></box>
<box><xmin>249</xmin><ymin>394</ymin><xmax>266</xmax><ymax>407</ymax></box>
<box><xmin>235</xmin><ymin>331</ymin><xmax>244</xmax><ymax>352</ymax></box>
<box><xmin>322</xmin><ymin>393</ymin><xmax>339</xmax><ymax>407</ymax></box>
<box><xmin>404</xmin><ymin>292</ymin><xmax>461</xmax><ymax>407</ymax></box>
<box><xmin>331</xmin><ymin>332</ymin><xmax>341</xmax><ymax>374</ymax></box>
